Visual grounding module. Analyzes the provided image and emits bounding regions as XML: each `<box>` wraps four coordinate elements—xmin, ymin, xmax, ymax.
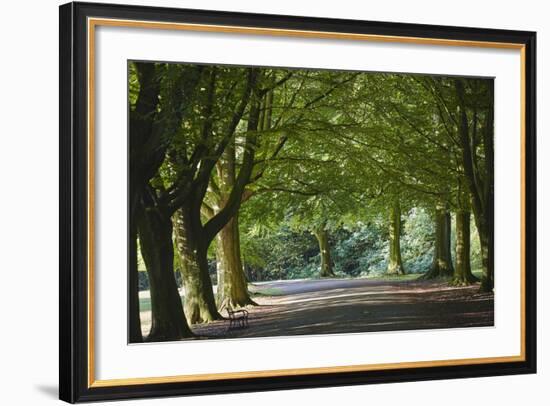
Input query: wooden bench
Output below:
<box><xmin>219</xmin><ymin>299</ymin><xmax>249</xmax><ymax>330</ymax></box>
<box><xmin>219</xmin><ymin>298</ymin><xmax>248</xmax><ymax>331</ymax></box>
<box><xmin>226</xmin><ymin>307</ymin><xmax>249</xmax><ymax>329</ymax></box>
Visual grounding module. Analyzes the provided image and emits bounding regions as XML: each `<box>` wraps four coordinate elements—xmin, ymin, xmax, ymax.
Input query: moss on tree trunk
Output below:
<box><xmin>387</xmin><ymin>201</ymin><xmax>406</xmax><ymax>275</ymax></box>
<box><xmin>137</xmin><ymin>207</ymin><xmax>193</xmax><ymax>341</ymax></box>
<box><xmin>477</xmin><ymin>222</ymin><xmax>494</xmax><ymax>292</ymax></box>
<box><xmin>452</xmin><ymin>211</ymin><xmax>479</xmax><ymax>285</ymax></box>
<box><xmin>216</xmin><ymin>215</ymin><xmax>256</xmax><ymax>308</ymax></box>
<box><xmin>174</xmin><ymin>208</ymin><xmax>221</xmax><ymax>325</ymax></box>
<box><xmin>209</xmin><ymin>94</ymin><xmax>263</xmax><ymax>309</ymax></box>
<box><xmin>314</xmin><ymin>228</ymin><xmax>335</xmax><ymax>278</ymax></box>
<box><xmin>421</xmin><ymin>206</ymin><xmax>454</xmax><ymax>280</ymax></box>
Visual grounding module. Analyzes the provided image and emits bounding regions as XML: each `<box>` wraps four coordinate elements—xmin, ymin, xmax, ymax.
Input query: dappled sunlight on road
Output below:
<box><xmin>139</xmin><ymin>277</ymin><xmax>494</xmax><ymax>340</ymax></box>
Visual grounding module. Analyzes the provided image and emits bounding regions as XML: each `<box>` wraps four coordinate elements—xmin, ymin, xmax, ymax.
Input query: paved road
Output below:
<box><xmin>185</xmin><ymin>277</ymin><xmax>494</xmax><ymax>340</ymax></box>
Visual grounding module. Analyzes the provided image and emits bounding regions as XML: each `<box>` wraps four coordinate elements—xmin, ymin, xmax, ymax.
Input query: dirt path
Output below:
<box><xmin>140</xmin><ymin>278</ymin><xmax>494</xmax><ymax>340</ymax></box>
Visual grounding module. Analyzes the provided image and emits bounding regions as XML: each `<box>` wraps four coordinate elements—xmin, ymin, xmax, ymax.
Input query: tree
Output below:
<box><xmin>453</xmin><ymin>210</ymin><xmax>478</xmax><ymax>285</ymax></box>
<box><xmin>215</xmin><ymin>214</ymin><xmax>254</xmax><ymax>307</ymax></box>
<box><xmin>387</xmin><ymin>200</ymin><xmax>406</xmax><ymax>275</ymax></box>
<box><xmin>208</xmin><ymin>88</ymin><xmax>278</xmax><ymax>308</ymax></box>
<box><xmin>313</xmin><ymin>226</ymin><xmax>335</xmax><ymax>277</ymax></box>
<box><xmin>167</xmin><ymin>66</ymin><xmax>260</xmax><ymax>324</ymax></box>
<box><xmin>129</xmin><ymin>62</ymin><xmax>203</xmax><ymax>341</ymax></box>
<box><xmin>421</xmin><ymin>204</ymin><xmax>454</xmax><ymax>279</ymax></box>
<box><xmin>455</xmin><ymin>79</ymin><xmax>494</xmax><ymax>291</ymax></box>
<box><xmin>131</xmin><ymin>63</ymin><xmax>260</xmax><ymax>332</ymax></box>
<box><xmin>411</xmin><ymin>75</ymin><xmax>493</xmax><ymax>287</ymax></box>
<box><xmin>138</xmin><ymin>196</ymin><xmax>192</xmax><ymax>341</ymax></box>
<box><xmin>451</xmin><ymin>176</ymin><xmax>479</xmax><ymax>285</ymax></box>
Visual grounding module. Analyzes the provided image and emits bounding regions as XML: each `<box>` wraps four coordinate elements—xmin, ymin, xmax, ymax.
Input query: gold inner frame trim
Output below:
<box><xmin>87</xmin><ymin>17</ymin><xmax>527</xmax><ymax>388</ymax></box>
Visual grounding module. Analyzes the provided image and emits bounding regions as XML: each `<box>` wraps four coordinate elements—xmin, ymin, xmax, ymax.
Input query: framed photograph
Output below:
<box><xmin>59</xmin><ymin>1</ymin><xmax>536</xmax><ymax>403</ymax></box>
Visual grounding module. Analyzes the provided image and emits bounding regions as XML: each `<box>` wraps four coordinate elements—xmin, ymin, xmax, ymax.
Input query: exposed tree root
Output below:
<box><xmin>450</xmin><ymin>273</ymin><xmax>480</xmax><ymax>286</ymax></box>
<box><xmin>418</xmin><ymin>266</ymin><xmax>453</xmax><ymax>281</ymax></box>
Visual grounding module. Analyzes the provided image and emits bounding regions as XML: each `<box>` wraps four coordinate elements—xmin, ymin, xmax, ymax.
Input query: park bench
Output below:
<box><xmin>220</xmin><ymin>299</ymin><xmax>249</xmax><ymax>330</ymax></box>
<box><xmin>227</xmin><ymin>307</ymin><xmax>249</xmax><ymax>329</ymax></box>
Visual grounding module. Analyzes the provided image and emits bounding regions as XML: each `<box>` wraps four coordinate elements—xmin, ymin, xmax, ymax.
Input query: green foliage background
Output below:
<box><xmin>239</xmin><ymin>208</ymin><xmax>481</xmax><ymax>281</ymax></box>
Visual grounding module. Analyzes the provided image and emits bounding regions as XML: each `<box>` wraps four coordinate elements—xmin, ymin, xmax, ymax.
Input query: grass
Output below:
<box><xmin>250</xmin><ymin>287</ymin><xmax>285</xmax><ymax>297</ymax></box>
<box><xmin>139</xmin><ymin>297</ymin><xmax>152</xmax><ymax>312</ymax></box>
<box><xmin>363</xmin><ymin>273</ymin><xmax>423</xmax><ymax>282</ymax></box>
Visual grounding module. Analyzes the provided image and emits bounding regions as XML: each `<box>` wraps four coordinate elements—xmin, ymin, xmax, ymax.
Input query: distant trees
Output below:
<box><xmin>355</xmin><ymin>74</ymin><xmax>493</xmax><ymax>288</ymax></box>
<box><xmin>129</xmin><ymin>62</ymin><xmax>494</xmax><ymax>342</ymax></box>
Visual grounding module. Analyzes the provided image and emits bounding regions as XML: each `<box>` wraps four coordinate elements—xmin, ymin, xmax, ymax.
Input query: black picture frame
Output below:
<box><xmin>59</xmin><ymin>1</ymin><xmax>537</xmax><ymax>403</ymax></box>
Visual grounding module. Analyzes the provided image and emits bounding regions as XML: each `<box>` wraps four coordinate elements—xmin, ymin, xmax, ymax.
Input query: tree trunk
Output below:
<box><xmin>174</xmin><ymin>207</ymin><xmax>221</xmax><ymax>324</ymax></box>
<box><xmin>476</xmin><ymin>217</ymin><xmax>494</xmax><ymax>292</ymax></box>
<box><xmin>387</xmin><ymin>201</ymin><xmax>406</xmax><ymax>275</ymax></box>
<box><xmin>314</xmin><ymin>228</ymin><xmax>335</xmax><ymax>277</ymax></box>
<box><xmin>137</xmin><ymin>207</ymin><xmax>192</xmax><ymax>341</ymax></box>
<box><xmin>455</xmin><ymin>79</ymin><xmax>494</xmax><ymax>292</ymax></box>
<box><xmin>215</xmin><ymin>215</ymin><xmax>256</xmax><ymax>308</ymax></box>
<box><xmin>452</xmin><ymin>211</ymin><xmax>479</xmax><ymax>285</ymax></box>
<box><xmin>128</xmin><ymin>219</ymin><xmax>143</xmax><ymax>342</ymax></box>
<box><xmin>421</xmin><ymin>206</ymin><xmax>454</xmax><ymax>279</ymax></box>
<box><xmin>209</xmin><ymin>88</ymin><xmax>263</xmax><ymax>310</ymax></box>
